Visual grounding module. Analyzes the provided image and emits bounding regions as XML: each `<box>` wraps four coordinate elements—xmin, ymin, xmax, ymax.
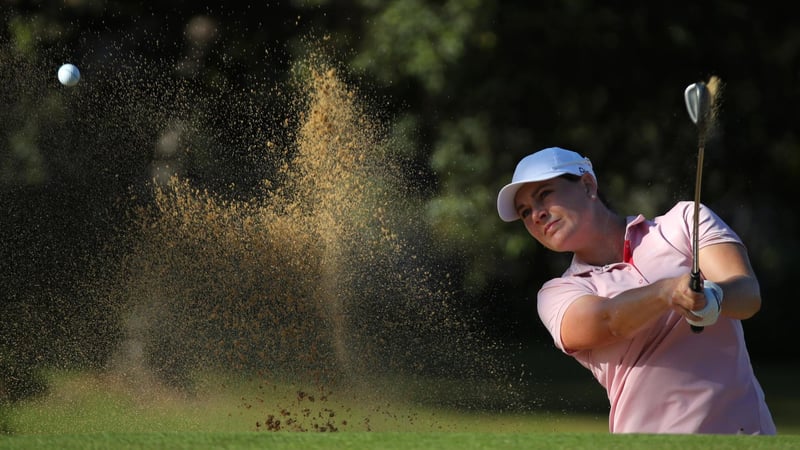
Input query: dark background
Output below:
<box><xmin>1</xmin><ymin>0</ymin><xmax>797</xmax><ymax>412</ymax></box>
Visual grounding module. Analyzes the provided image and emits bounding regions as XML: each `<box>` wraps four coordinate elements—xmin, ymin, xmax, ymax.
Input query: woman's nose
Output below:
<box><xmin>532</xmin><ymin>207</ymin><xmax>547</xmax><ymax>224</ymax></box>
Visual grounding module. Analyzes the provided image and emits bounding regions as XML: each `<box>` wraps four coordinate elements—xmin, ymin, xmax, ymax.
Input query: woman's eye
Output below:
<box><xmin>520</xmin><ymin>208</ymin><xmax>532</xmax><ymax>219</ymax></box>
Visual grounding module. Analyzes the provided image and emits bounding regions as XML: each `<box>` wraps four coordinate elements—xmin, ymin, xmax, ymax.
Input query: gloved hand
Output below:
<box><xmin>686</xmin><ymin>280</ymin><xmax>723</xmax><ymax>327</ymax></box>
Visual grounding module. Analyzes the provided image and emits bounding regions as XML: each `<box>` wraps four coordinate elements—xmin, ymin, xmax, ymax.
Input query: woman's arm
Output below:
<box><xmin>559</xmin><ymin>242</ymin><xmax>760</xmax><ymax>351</ymax></box>
<box><xmin>559</xmin><ymin>274</ymin><xmax>699</xmax><ymax>351</ymax></box>
<box><xmin>698</xmin><ymin>242</ymin><xmax>762</xmax><ymax>320</ymax></box>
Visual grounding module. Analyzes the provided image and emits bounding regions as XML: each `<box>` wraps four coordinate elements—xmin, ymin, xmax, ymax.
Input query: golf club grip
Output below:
<box><xmin>689</xmin><ymin>271</ymin><xmax>704</xmax><ymax>334</ymax></box>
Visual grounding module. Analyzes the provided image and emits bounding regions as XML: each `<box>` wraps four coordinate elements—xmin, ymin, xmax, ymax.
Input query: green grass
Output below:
<box><xmin>1</xmin><ymin>370</ymin><xmax>607</xmax><ymax>434</ymax></box>
<box><xmin>3</xmin><ymin>432</ymin><xmax>799</xmax><ymax>450</ymax></box>
<box><xmin>1</xmin><ymin>368</ymin><xmax>798</xmax><ymax>449</ymax></box>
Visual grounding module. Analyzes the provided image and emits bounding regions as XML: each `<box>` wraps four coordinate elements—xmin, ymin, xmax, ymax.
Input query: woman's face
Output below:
<box><xmin>513</xmin><ymin>175</ymin><xmax>595</xmax><ymax>252</ymax></box>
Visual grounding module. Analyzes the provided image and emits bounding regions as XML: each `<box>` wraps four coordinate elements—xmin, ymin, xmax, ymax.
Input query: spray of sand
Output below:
<box><xmin>115</xmin><ymin>61</ymin><xmax>393</xmax><ymax>385</ymax></box>
<box><xmin>2</xmin><ymin>36</ymin><xmax>524</xmax><ymax>432</ymax></box>
<box><xmin>114</xmin><ymin>55</ymin><xmax>521</xmax><ymax>428</ymax></box>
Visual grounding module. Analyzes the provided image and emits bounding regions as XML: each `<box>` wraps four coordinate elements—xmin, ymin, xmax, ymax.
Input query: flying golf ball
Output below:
<box><xmin>57</xmin><ymin>63</ymin><xmax>80</xmax><ymax>86</ymax></box>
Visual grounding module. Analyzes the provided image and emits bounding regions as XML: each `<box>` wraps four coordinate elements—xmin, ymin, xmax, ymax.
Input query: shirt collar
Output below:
<box><xmin>564</xmin><ymin>213</ymin><xmax>648</xmax><ymax>275</ymax></box>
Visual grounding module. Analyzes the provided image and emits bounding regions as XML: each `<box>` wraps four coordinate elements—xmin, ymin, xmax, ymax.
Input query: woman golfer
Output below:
<box><xmin>497</xmin><ymin>147</ymin><xmax>776</xmax><ymax>434</ymax></box>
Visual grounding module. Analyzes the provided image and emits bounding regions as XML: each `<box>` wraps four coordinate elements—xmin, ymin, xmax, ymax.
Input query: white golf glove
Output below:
<box><xmin>686</xmin><ymin>280</ymin><xmax>722</xmax><ymax>327</ymax></box>
<box><xmin>686</xmin><ymin>280</ymin><xmax>723</xmax><ymax>327</ymax></box>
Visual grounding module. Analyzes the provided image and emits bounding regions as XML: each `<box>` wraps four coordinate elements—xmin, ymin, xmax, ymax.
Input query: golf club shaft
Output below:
<box><xmin>690</xmin><ymin>141</ymin><xmax>705</xmax><ymax>333</ymax></box>
<box><xmin>691</xmin><ymin>140</ymin><xmax>705</xmax><ymax>284</ymax></box>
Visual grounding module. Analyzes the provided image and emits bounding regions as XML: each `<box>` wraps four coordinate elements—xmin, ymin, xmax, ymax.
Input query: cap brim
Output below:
<box><xmin>497</xmin><ymin>169</ymin><xmax>575</xmax><ymax>222</ymax></box>
<box><xmin>497</xmin><ymin>181</ymin><xmax>527</xmax><ymax>222</ymax></box>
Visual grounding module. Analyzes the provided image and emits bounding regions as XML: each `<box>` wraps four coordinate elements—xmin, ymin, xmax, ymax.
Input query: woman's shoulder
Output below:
<box><xmin>655</xmin><ymin>200</ymin><xmax>722</xmax><ymax>222</ymax></box>
<box><xmin>651</xmin><ymin>201</ymin><xmax>698</xmax><ymax>224</ymax></box>
<box><xmin>663</xmin><ymin>200</ymin><xmax>695</xmax><ymax>217</ymax></box>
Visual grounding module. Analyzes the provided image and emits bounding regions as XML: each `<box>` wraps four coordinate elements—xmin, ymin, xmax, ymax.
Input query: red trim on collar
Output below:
<box><xmin>623</xmin><ymin>239</ymin><xmax>633</xmax><ymax>264</ymax></box>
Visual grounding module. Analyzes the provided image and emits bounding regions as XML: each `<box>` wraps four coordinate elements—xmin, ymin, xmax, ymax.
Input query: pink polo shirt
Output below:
<box><xmin>537</xmin><ymin>201</ymin><xmax>776</xmax><ymax>434</ymax></box>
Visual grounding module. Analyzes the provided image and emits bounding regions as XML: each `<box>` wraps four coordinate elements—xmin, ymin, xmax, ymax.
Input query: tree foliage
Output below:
<box><xmin>2</xmin><ymin>1</ymin><xmax>798</xmax><ymax>405</ymax></box>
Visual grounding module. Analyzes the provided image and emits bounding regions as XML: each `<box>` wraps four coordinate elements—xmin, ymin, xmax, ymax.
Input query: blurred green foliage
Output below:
<box><xmin>2</xmin><ymin>1</ymin><xmax>799</xmax><ymax>407</ymax></box>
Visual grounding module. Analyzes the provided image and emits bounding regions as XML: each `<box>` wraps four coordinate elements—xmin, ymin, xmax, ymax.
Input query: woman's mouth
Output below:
<box><xmin>543</xmin><ymin>219</ymin><xmax>559</xmax><ymax>235</ymax></box>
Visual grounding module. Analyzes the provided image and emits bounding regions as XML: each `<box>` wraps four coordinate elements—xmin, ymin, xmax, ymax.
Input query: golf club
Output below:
<box><xmin>684</xmin><ymin>76</ymin><xmax>722</xmax><ymax>333</ymax></box>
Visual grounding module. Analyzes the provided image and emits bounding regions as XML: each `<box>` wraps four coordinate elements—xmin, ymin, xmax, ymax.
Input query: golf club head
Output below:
<box><xmin>684</xmin><ymin>82</ymin><xmax>710</xmax><ymax>126</ymax></box>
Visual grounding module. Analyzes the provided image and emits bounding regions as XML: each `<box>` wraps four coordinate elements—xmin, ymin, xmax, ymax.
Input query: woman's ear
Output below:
<box><xmin>582</xmin><ymin>173</ymin><xmax>597</xmax><ymax>198</ymax></box>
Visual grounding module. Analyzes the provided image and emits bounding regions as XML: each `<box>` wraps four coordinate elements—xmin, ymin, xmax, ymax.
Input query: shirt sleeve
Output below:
<box><xmin>537</xmin><ymin>277</ymin><xmax>594</xmax><ymax>353</ymax></box>
<box><xmin>669</xmin><ymin>201</ymin><xmax>743</xmax><ymax>249</ymax></box>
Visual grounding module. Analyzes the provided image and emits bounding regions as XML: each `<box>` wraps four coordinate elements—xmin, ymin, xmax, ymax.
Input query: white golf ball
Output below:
<box><xmin>57</xmin><ymin>63</ymin><xmax>80</xmax><ymax>86</ymax></box>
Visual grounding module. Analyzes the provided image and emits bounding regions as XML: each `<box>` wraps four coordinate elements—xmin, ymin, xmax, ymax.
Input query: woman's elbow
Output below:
<box><xmin>742</xmin><ymin>294</ymin><xmax>762</xmax><ymax>319</ymax></box>
<box><xmin>727</xmin><ymin>291</ymin><xmax>762</xmax><ymax>320</ymax></box>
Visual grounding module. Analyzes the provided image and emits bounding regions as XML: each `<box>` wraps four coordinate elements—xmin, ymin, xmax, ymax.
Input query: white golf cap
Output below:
<box><xmin>496</xmin><ymin>147</ymin><xmax>596</xmax><ymax>222</ymax></box>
